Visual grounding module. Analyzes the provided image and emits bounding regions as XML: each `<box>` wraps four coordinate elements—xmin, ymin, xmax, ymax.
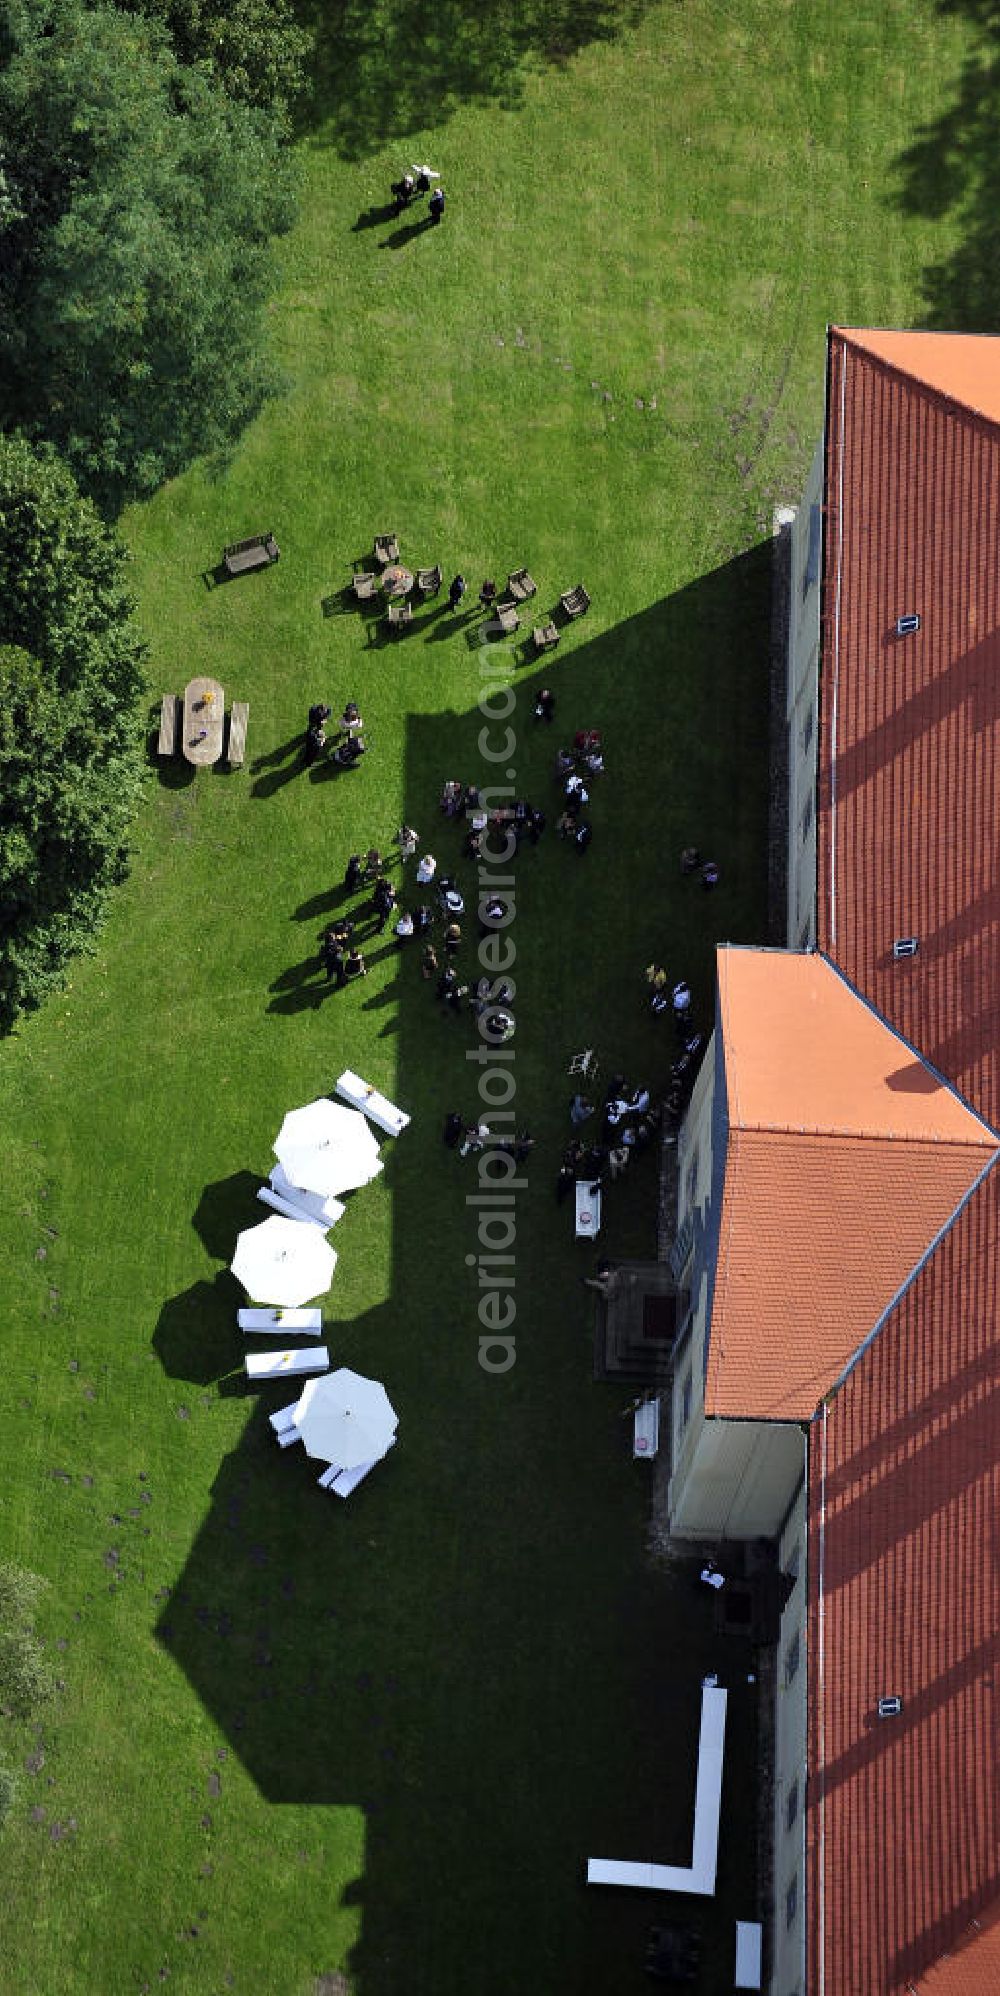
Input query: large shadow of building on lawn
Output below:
<box><xmin>153</xmin><ymin>544</ymin><xmax>772</xmax><ymax>1994</ymax></box>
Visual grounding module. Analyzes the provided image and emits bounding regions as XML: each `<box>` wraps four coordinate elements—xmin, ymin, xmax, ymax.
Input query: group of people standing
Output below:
<box><xmin>559</xmin><ymin>1071</ymin><xmax>660</xmax><ymax>1201</ymax></box>
<box><xmin>390</xmin><ymin>164</ymin><xmax>446</xmax><ymax>224</ymax></box>
<box><xmin>305</xmin><ymin>699</ymin><xmax>365</xmax><ymax>769</ymax></box>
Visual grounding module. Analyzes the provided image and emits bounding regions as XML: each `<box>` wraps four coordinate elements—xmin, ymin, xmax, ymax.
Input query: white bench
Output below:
<box><xmin>269</xmin><ymin>1401</ymin><xmax>298</xmax><ymax>1434</ymax></box>
<box><xmin>269</xmin><ymin>1166</ymin><xmax>345</xmax><ymax>1228</ymax></box>
<box><xmin>256</xmin><ymin>1185</ymin><xmax>330</xmax><ymax>1227</ymax></box>
<box><xmin>245</xmin><ymin>1346</ymin><xmax>329</xmax><ymax>1381</ymax></box>
<box><xmin>240</xmin><ymin>1308</ymin><xmax>322</xmax><ymax>1336</ymax></box>
<box><xmin>335</xmin><ymin>1069</ymin><xmax>410</xmax><ymax>1137</ymax></box>
<box><xmin>575</xmin><ymin>1180</ymin><xmax>602</xmax><ymax>1239</ymax></box>
<box><xmin>633</xmin><ymin>1398</ymin><xmax>660</xmax><ymax>1459</ymax></box>
<box><xmin>735</xmin><ymin>1921</ymin><xmax>762</xmax><ymax>1990</ymax></box>
<box><xmin>318</xmin><ymin>1436</ymin><xmax>396</xmax><ymax>1499</ymax></box>
<box><xmin>588</xmin><ymin>1685</ymin><xmax>728</xmax><ymax>1896</ymax></box>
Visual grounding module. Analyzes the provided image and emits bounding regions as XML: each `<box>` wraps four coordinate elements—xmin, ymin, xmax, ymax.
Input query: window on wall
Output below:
<box><xmin>784</xmin><ymin>1631</ymin><xmax>801</xmax><ymax>1686</ymax></box>
<box><xmin>785</xmin><ymin>1872</ymin><xmax>799</xmax><ymax>1930</ymax></box>
<box><xmin>785</xmin><ymin>1779</ymin><xmax>799</xmax><ymax>1833</ymax></box>
<box><xmin>679</xmin><ymin>1371</ymin><xmax>693</xmax><ymax>1431</ymax></box>
<box><xmin>802</xmin><ymin>505</ymin><xmax>821</xmax><ymax>596</ymax></box>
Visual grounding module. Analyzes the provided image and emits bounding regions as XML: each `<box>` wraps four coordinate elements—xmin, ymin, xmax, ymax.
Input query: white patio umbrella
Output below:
<box><xmin>231</xmin><ymin>1215</ymin><xmax>337</xmax><ymax>1306</ymax></box>
<box><xmin>273</xmin><ymin>1099</ymin><xmax>382</xmax><ymax>1199</ymax></box>
<box><xmin>292</xmin><ymin>1367</ymin><xmax>398</xmax><ymax>1469</ymax></box>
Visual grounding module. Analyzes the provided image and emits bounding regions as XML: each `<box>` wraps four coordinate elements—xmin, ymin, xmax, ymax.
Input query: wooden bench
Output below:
<box><xmin>228</xmin><ymin>700</ymin><xmax>249</xmax><ymax>767</ymax></box>
<box><xmin>157</xmin><ymin>694</ymin><xmax>180</xmax><ymax>757</ymax></box>
<box><xmin>222</xmin><ymin>534</ymin><xmax>279</xmax><ymax>578</ymax></box>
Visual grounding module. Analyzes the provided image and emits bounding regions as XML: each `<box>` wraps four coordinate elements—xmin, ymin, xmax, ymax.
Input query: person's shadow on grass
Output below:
<box><xmin>353</xmin><ymin>201</ymin><xmax>396</xmax><ymax>232</ymax></box>
<box><xmin>379</xmin><ymin>215</ymin><xmax>435</xmax><ymax>251</ymax></box>
<box><xmin>269</xmin><ymin>950</ymin><xmax>323</xmax><ymax>996</ymax></box>
<box><xmin>293</xmin><ymin>885</ymin><xmax>354</xmax><ymax>921</ymax></box>
<box><xmin>427</xmin><ymin>609</ymin><xmax>479</xmax><ymax>642</ymax></box>
<box><xmin>267</xmin><ymin>953</ymin><xmax>347</xmax><ymax>1013</ymax></box>
<box><xmin>252</xmin><ymin>734</ymin><xmax>302</xmax><ymax>772</ymax></box>
<box><xmin>250</xmin><ymin>736</ymin><xmax>304</xmax><ymax>799</ymax></box>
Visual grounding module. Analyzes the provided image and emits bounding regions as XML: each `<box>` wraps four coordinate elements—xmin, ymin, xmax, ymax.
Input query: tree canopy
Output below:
<box><xmin>123</xmin><ymin>0</ymin><xmax>312</xmax><ymax>123</ymax></box>
<box><xmin>0</xmin><ymin>437</ymin><xmax>146</xmax><ymax>1029</ymax></box>
<box><xmin>0</xmin><ymin>0</ymin><xmax>297</xmax><ymax>507</ymax></box>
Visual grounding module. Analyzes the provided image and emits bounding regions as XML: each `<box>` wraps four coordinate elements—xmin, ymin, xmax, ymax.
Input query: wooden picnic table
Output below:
<box><xmin>182</xmin><ymin>676</ymin><xmax>225</xmax><ymax>766</ymax></box>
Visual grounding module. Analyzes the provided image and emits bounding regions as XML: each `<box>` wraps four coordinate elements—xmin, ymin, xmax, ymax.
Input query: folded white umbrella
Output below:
<box><xmin>293</xmin><ymin>1367</ymin><xmax>398</xmax><ymax>1469</ymax></box>
<box><xmin>274</xmin><ymin>1099</ymin><xmax>382</xmax><ymax>1198</ymax></box>
<box><xmin>231</xmin><ymin>1215</ymin><xmax>337</xmax><ymax>1306</ymax></box>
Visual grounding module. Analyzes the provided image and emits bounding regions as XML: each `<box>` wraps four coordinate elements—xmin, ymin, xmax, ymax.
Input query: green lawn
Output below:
<box><xmin>0</xmin><ymin>3</ymin><xmax>982</xmax><ymax>1991</ymax></box>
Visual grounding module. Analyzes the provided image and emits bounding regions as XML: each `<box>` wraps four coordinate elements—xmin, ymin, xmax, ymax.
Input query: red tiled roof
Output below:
<box><xmin>706</xmin><ymin>950</ymin><xmax>995</xmax><ymax>1421</ymax></box>
<box><xmin>818</xmin><ymin>330</ymin><xmax>1000</xmax><ymax>1127</ymax></box>
<box><xmin>718</xmin><ymin>947</ymin><xmax>996</xmax><ymax>1146</ymax></box>
<box><xmin>834</xmin><ymin>325</ymin><xmax>1000</xmax><ymax>427</ymax></box>
<box><xmin>806</xmin><ymin>1173</ymin><xmax>1000</xmax><ymax>1996</ymax></box>
<box><xmin>707</xmin><ymin>1129</ymin><xmax>988</xmax><ymax>1421</ymax></box>
<box><xmin>809</xmin><ymin>329</ymin><xmax>1000</xmax><ymax>1996</ymax></box>
<box><xmin>911</xmin><ymin>1904</ymin><xmax>1000</xmax><ymax>1993</ymax></box>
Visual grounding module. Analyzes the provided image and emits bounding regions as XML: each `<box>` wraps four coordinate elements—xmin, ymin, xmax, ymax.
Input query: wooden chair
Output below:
<box><xmin>531</xmin><ymin>621</ymin><xmax>560</xmax><ymax>654</ymax></box>
<box><xmin>157</xmin><ymin>694</ymin><xmax>180</xmax><ymax>757</ymax></box>
<box><xmin>560</xmin><ymin>583</ymin><xmax>591</xmax><ymax>620</ymax></box>
<box><xmin>506</xmin><ymin>567</ymin><xmax>537</xmax><ymax>602</ymax></box>
<box><xmin>353</xmin><ymin>571</ymin><xmax>378</xmax><ymax>602</ymax></box>
<box><xmin>568</xmin><ymin>1048</ymin><xmax>599</xmax><ymax>1082</ymax></box>
<box><xmin>373</xmin><ymin>534</ymin><xmax>400</xmax><ymax>567</ymax></box>
<box><xmin>488</xmin><ymin>604</ymin><xmax>518</xmax><ymax>637</ymax></box>
<box><xmin>387</xmin><ymin>601</ymin><xmax>412</xmax><ymax>634</ymax></box>
<box><xmin>416</xmin><ymin>564</ymin><xmax>442</xmax><ymax>599</ymax></box>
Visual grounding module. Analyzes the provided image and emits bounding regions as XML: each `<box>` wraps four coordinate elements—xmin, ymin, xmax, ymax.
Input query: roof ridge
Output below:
<box><xmin>815</xmin><ymin>1151</ymin><xmax>1000</xmax><ymax>1408</ymax></box>
<box><xmin>730</xmin><ymin>1124</ymin><xmax>999</xmax><ymax>1150</ymax></box>
<box><xmin>832</xmin><ymin>325</ymin><xmax>1000</xmax><ymax>432</ymax></box>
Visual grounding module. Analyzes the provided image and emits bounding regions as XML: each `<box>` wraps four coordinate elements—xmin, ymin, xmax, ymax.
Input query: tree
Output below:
<box><xmin>0</xmin><ymin>0</ymin><xmax>297</xmax><ymax>507</ymax></box>
<box><xmin>122</xmin><ymin>0</ymin><xmax>312</xmax><ymax>124</ymax></box>
<box><xmin>0</xmin><ymin>436</ymin><xmax>146</xmax><ymax>1029</ymax></box>
<box><xmin>0</xmin><ymin>1563</ymin><xmax>53</xmax><ymax>1722</ymax></box>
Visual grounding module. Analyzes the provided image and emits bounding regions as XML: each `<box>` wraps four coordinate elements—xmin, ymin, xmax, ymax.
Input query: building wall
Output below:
<box><xmin>785</xmin><ymin>437</ymin><xmax>823</xmax><ymax>950</ymax></box>
<box><xmin>669</xmin><ymin>1025</ymin><xmax>805</xmax><ymax>1540</ymax></box>
<box><xmin>769</xmin><ymin>1484</ymin><xmax>809</xmax><ymax>1996</ymax></box>
<box><xmin>668</xmin><ymin>1033</ymin><xmax>718</xmax><ymax>1508</ymax></box>
<box><xmin>669</xmin><ymin>1407</ymin><xmax>804</xmax><ymax>1541</ymax></box>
